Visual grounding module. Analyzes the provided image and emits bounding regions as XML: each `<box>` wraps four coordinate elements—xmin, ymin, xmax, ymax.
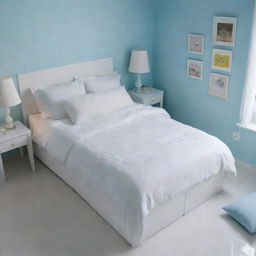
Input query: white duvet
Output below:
<box><xmin>32</xmin><ymin>104</ymin><xmax>236</xmax><ymax>246</ymax></box>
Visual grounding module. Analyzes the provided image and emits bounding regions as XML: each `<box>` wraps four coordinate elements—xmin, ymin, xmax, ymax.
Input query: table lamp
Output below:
<box><xmin>129</xmin><ymin>49</ymin><xmax>150</xmax><ymax>91</ymax></box>
<box><xmin>0</xmin><ymin>77</ymin><xmax>21</xmax><ymax>129</ymax></box>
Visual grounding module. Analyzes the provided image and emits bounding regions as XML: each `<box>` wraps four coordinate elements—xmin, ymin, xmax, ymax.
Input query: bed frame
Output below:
<box><xmin>18</xmin><ymin>57</ymin><xmax>227</xmax><ymax>246</ymax></box>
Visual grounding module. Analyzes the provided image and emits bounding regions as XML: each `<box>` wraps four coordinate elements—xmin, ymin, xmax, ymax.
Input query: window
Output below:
<box><xmin>238</xmin><ymin>12</ymin><xmax>256</xmax><ymax>131</ymax></box>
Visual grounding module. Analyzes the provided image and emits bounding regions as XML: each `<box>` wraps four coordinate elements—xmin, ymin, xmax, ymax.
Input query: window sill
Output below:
<box><xmin>236</xmin><ymin>122</ymin><xmax>256</xmax><ymax>132</ymax></box>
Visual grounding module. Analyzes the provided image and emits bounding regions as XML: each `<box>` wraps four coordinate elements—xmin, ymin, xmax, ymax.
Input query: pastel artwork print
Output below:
<box><xmin>217</xmin><ymin>23</ymin><xmax>233</xmax><ymax>43</ymax></box>
<box><xmin>214</xmin><ymin>54</ymin><xmax>230</xmax><ymax>68</ymax></box>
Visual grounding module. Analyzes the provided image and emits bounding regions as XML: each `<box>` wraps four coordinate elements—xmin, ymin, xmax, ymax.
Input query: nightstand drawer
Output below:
<box><xmin>143</xmin><ymin>95</ymin><xmax>162</xmax><ymax>105</ymax></box>
<box><xmin>0</xmin><ymin>135</ymin><xmax>27</xmax><ymax>154</ymax></box>
<box><xmin>130</xmin><ymin>95</ymin><xmax>143</xmax><ymax>104</ymax></box>
<box><xmin>150</xmin><ymin>95</ymin><xmax>162</xmax><ymax>105</ymax></box>
<box><xmin>128</xmin><ymin>88</ymin><xmax>164</xmax><ymax>107</ymax></box>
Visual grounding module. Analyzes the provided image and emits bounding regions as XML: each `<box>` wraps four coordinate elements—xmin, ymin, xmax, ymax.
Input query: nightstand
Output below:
<box><xmin>0</xmin><ymin>121</ymin><xmax>35</xmax><ymax>181</ymax></box>
<box><xmin>128</xmin><ymin>88</ymin><xmax>164</xmax><ymax>107</ymax></box>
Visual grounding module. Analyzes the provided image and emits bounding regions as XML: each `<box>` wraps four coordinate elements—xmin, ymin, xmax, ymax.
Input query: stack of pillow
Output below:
<box><xmin>32</xmin><ymin>72</ymin><xmax>134</xmax><ymax>125</ymax></box>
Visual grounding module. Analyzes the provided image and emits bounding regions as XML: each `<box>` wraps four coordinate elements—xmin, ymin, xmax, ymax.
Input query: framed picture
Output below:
<box><xmin>211</xmin><ymin>49</ymin><xmax>233</xmax><ymax>72</ymax></box>
<box><xmin>188</xmin><ymin>34</ymin><xmax>204</xmax><ymax>55</ymax></box>
<box><xmin>187</xmin><ymin>59</ymin><xmax>203</xmax><ymax>80</ymax></box>
<box><xmin>209</xmin><ymin>73</ymin><xmax>229</xmax><ymax>99</ymax></box>
<box><xmin>212</xmin><ymin>16</ymin><xmax>237</xmax><ymax>47</ymax></box>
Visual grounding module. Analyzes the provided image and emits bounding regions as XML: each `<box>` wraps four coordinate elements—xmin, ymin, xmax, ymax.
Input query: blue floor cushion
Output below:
<box><xmin>223</xmin><ymin>193</ymin><xmax>256</xmax><ymax>233</ymax></box>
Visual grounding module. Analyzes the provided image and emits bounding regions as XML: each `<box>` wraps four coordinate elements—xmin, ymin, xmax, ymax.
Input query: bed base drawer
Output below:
<box><xmin>143</xmin><ymin>192</ymin><xmax>185</xmax><ymax>241</ymax></box>
<box><xmin>143</xmin><ymin>172</ymin><xmax>226</xmax><ymax>242</ymax></box>
<box><xmin>185</xmin><ymin>172</ymin><xmax>225</xmax><ymax>213</ymax></box>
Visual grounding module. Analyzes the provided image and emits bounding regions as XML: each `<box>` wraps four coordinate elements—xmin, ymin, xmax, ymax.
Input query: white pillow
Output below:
<box><xmin>74</xmin><ymin>72</ymin><xmax>121</xmax><ymax>93</ymax></box>
<box><xmin>32</xmin><ymin>80</ymin><xmax>86</xmax><ymax>120</ymax></box>
<box><xmin>63</xmin><ymin>87</ymin><xmax>134</xmax><ymax>124</ymax></box>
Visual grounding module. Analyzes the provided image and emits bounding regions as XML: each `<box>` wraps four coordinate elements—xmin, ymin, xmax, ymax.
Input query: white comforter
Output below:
<box><xmin>35</xmin><ymin>104</ymin><xmax>236</xmax><ymax>246</ymax></box>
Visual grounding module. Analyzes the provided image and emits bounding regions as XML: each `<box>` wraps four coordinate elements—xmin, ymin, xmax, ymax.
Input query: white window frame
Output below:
<box><xmin>237</xmin><ymin>10</ymin><xmax>256</xmax><ymax>132</ymax></box>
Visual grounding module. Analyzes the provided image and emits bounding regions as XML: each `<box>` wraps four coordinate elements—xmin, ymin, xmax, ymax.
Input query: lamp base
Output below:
<box><xmin>135</xmin><ymin>73</ymin><xmax>143</xmax><ymax>92</ymax></box>
<box><xmin>4</xmin><ymin>107</ymin><xmax>16</xmax><ymax>130</ymax></box>
<box><xmin>0</xmin><ymin>126</ymin><xmax>7</xmax><ymax>135</ymax></box>
<box><xmin>4</xmin><ymin>123</ymin><xmax>16</xmax><ymax>130</ymax></box>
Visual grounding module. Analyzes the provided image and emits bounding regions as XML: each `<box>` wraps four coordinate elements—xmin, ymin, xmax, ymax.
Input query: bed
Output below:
<box><xmin>18</xmin><ymin>57</ymin><xmax>236</xmax><ymax>247</ymax></box>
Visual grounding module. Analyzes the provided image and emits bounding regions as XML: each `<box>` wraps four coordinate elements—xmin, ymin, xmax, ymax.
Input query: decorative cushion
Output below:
<box><xmin>74</xmin><ymin>72</ymin><xmax>121</xmax><ymax>93</ymax></box>
<box><xmin>63</xmin><ymin>86</ymin><xmax>134</xmax><ymax>125</ymax></box>
<box><xmin>223</xmin><ymin>193</ymin><xmax>256</xmax><ymax>233</ymax></box>
<box><xmin>32</xmin><ymin>80</ymin><xmax>85</xmax><ymax>120</ymax></box>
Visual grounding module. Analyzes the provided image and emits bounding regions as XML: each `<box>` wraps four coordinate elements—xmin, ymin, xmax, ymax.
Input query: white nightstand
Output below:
<box><xmin>128</xmin><ymin>88</ymin><xmax>164</xmax><ymax>107</ymax></box>
<box><xmin>0</xmin><ymin>121</ymin><xmax>35</xmax><ymax>181</ymax></box>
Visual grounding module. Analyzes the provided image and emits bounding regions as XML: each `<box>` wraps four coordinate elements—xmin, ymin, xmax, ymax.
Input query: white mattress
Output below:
<box><xmin>29</xmin><ymin>104</ymin><xmax>236</xmax><ymax>246</ymax></box>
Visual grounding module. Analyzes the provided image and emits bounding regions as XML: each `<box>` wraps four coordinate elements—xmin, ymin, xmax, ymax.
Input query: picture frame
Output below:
<box><xmin>188</xmin><ymin>34</ymin><xmax>204</xmax><ymax>55</ymax></box>
<box><xmin>211</xmin><ymin>49</ymin><xmax>233</xmax><ymax>72</ymax></box>
<box><xmin>212</xmin><ymin>16</ymin><xmax>237</xmax><ymax>47</ymax></box>
<box><xmin>209</xmin><ymin>73</ymin><xmax>229</xmax><ymax>99</ymax></box>
<box><xmin>187</xmin><ymin>59</ymin><xmax>203</xmax><ymax>80</ymax></box>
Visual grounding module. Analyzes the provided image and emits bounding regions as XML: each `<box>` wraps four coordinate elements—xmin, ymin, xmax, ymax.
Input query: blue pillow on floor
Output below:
<box><xmin>223</xmin><ymin>193</ymin><xmax>256</xmax><ymax>233</ymax></box>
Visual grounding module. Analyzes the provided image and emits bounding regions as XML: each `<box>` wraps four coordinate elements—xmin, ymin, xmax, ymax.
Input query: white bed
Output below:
<box><xmin>18</xmin><ymin>57</ymin><xmax>236</xmax><ymax>247</ymax></box>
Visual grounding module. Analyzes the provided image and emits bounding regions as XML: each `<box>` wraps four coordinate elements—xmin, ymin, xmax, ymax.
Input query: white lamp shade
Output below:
<box><xmin>0</xmin><ymin>77</ymin><xmax>21</xmax><ymax>108</ymax></box>
<box><xmin>129</xmin><ymin>49</ymin><xmax>150</xmax><ymax>74</ymax></box>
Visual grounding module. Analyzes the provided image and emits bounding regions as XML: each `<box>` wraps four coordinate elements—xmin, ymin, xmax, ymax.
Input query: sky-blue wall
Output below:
<box><xmin>154</xmin><ymin>0</ymin><xmax>256</xmax><ymax>165</ymax></box>
<box><xmin>0</xmin><ymin>0</ymin><xmax>154</xmax><ymax>122</ymax></box>
<box><xmin>1</xmin><ymin>0</ymin><xmax>256</xmax><ymax>166</ymax></box>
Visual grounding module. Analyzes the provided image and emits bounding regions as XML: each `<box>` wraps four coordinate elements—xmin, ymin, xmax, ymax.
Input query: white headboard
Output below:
<box><xmin>18</xmin><ymin>57</ymin><xmax>113</xmax><ymax>124</ymax></box>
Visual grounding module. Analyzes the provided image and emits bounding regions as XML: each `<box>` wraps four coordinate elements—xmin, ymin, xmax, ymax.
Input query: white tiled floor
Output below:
<box><xmin>0</xmin><ymin>154</ymin><xmax>256</xmax><ymax>256</ymax></box>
